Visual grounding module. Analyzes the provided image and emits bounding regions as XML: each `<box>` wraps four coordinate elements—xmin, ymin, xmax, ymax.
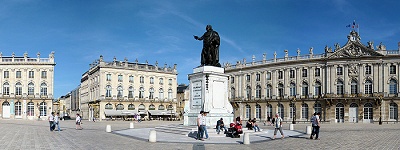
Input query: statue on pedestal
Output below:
<box><xmin>194</xmin><ymin>25</ymin><xmax>221</xmax><ymax>67</ymax></box>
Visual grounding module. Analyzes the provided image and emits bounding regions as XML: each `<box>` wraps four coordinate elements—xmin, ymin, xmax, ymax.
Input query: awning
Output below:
<box><xmin>148</xmin><ymin>110</ymin><xmax>176</xmax><ymax>116</ymax></box>
<box><xmin>104</xmin><ymin>110</ymin><xmax>138</xmax><ymax>116</ymax></box>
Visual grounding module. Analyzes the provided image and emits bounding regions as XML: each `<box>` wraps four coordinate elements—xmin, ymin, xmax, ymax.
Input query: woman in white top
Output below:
<box><xmin>76</xmin><ymin>114</ymin><xmax>83</xmax><ymax>130</ymax></box>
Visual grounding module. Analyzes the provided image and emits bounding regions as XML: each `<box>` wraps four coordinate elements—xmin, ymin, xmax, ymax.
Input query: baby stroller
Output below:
<box><xmin>226</xmin><ymin>123</ymin><xmax>243</xmax><ymax>138</ymax></box>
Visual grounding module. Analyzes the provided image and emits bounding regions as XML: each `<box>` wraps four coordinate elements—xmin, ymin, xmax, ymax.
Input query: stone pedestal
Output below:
<box><xmin>184</xmin><ymin>66</ymin><xmax>234</xmax><ymax>126</ymax></box>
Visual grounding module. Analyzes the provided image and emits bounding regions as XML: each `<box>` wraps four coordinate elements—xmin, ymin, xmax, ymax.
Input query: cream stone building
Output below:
<box><xmin>224</xmin><ymin>31</ymin><xmax>399</xmax><ymax>123</ymax></box>
<box><xmin>0</xmin><ymin>52</ymin><xmax>55</xmax><ymax>120</ymax></box>
<box><xmin>80</xmin><ymin>56</ymin><xmax>178</xmax><ymax>121</ymax></box>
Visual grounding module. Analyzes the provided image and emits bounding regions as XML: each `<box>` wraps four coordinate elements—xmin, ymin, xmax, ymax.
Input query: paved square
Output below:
<box><xmin>0</xmin><ymin>120</ymin><xmax>399</xmax><ymax>150</ymax></box>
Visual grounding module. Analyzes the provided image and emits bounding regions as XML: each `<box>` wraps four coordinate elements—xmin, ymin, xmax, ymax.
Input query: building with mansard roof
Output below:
<box><xmin>0</xmin><ymin>52</ymin><xmax>56</xmax><ymax>120</ymax></box>
<box><xmin>80</xmin><ymin>55</ymin><xmax>178</xmax><ymax>121</ymax></box>
<box><xmin>224</xmin><ymin>31</ymin><xmax>399</xmax><ymax>123</ymax></box>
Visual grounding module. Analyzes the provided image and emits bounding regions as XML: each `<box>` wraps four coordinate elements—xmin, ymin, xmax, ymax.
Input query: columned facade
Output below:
<box><xmin>0</xmin><ymin>52</ymin><xmax>56</xmax><ymax>120</ymax></box>
<box><xmin>225</xmin><ymin>31</ymin><xmax>400</xmax><ymax>123</ymax></box>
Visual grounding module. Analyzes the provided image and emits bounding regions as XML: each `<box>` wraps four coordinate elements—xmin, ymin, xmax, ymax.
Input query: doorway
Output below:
<box><xmin>349</xmin><ymin>103</ymin><xmax>358</xmax><ymax>123</ymax></box>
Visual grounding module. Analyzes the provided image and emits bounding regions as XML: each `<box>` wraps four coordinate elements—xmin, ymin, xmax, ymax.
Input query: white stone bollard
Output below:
<box><xmin>130</xmin><ymin>122</ymin><xmax>134</xmax><ymax>129</ymax></box>
<box><xmin>243</xmin><ymin>133</ymin><xmax>250</xmax><ymax>145</ymax></box>
<box><xmin>306</xmin><ymin>126</ymin><xmax>312</xmax><ymax>134</ymax></box>
<box><xmin>289</xmin><ymin>124</ymin><xmax>294</xmax><ymax>130</ymax></box>
<box><xmin>149</xmin><ymin>130</ymin><xmax>157</xmax><ymax>143</ymax></box>
<box><xmin>106</xmin><ymin>125</ymin><xmax>112</xmax><ymax>133</ymax></box>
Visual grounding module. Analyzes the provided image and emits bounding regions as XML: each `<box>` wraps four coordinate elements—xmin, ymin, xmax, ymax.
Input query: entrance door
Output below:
<box><xmin>349</xmin><ymin>103</ymin><xmax>358</xmax><ymax>123</ymax></box>
<box><xmin>2</xmin><ymin>105</ymin><xmax>10</xmax><ymax>118</ymax></box>
<box><xmin>336</xmin><ymin>103</ymin><xmax>344</xmax><ymax>123</ymax></box>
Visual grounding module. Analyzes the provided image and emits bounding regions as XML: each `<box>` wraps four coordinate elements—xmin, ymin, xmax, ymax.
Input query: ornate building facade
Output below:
<box><xmin>0</xmin><ymin>52</ymin><xmax>56</xmax><ymax>120</ymax></box>
<box><xmin>80</xmin><ymin>56</ymin><xmax>178</xmax><ymax>121</ymax></box>
<box><xmin>224</xmin><ymin>31</ymin><xmax>399</xmax><ymax>123</ymax></box>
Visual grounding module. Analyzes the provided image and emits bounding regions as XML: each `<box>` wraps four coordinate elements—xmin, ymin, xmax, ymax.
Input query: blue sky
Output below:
<box><xmin>0</xmin><ymin>0</ymin><xmax>399</xmax><ymax>98</ymax></box>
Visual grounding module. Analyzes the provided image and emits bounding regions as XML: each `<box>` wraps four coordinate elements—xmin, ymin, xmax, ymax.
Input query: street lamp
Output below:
<box><xmin>292</xmin><ymin>98</ymin><xmax>296</xmax><ymax>124</ymax></box>
<box><xmin>379</xmin><ymin>96</ymin><xmax>382</xmax><ymax>125</ymax></box>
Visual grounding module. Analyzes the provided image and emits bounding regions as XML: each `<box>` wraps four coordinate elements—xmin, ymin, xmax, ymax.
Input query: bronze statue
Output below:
<box><xmin>194</xmin><ymin>25</ymin><xmax>221</xmax><ymax>67</ymax></box>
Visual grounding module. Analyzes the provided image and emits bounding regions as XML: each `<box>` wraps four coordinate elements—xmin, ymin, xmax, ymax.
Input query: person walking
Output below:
<box><xmin>197</xmin><ymin>111</ymin><xmax>205</xmax><ymax>141</ymax></box>
<box><xmin>312</xmin><ymin>112</ymin><xmax>321</xmax><ymax>140</ymax></box>
<box><xmin>202</xmin><ymin>112</ymin><xmax>209</xmax><ymax>139</ymax></box>
<box><xmin>54</xmin><ymin>112</ymin><xmax>61</xmax><ymax>131</ymax></box>
<box><xmin>48</xmin><ymin>112</ymin><xmax>55</xmax><ymax>131</ymax></box>
<box><xmin>272</xmin><ymin>113</ymin><xmax>284</xmax><ymax>140</ymax></box>
<box><xmin>137</xmin><ymin>115</ymin><xmax>142</xmax><ymax>123</ymax></box>
<box><xmin>310</xmin><ymin>112</ymin><xmax>316</xmax><ymax>139</ymax></box>
<box><xmin>76</xmin><ymin>113</ymin><xmax>83</xmax><ymax>130</ymax></box>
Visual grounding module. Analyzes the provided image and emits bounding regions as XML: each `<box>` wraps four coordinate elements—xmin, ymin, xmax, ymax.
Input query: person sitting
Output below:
<box><xmin>216</xmin><ymin>118</ymin><xmax>227</xmax><ymax>134</ymax></box>
<box><xmin>252</xmin><ymin>118</ymin><xmax>260</xmax><ymax>132</ymax></box>
<box><xmin>246</xmin><ymin>119</ymin><xmax>253</xmax><ymax>130</ymax></box>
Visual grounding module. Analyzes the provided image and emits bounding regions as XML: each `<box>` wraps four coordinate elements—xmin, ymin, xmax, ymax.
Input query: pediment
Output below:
<box><xmin>328</xmin><ymin>41</ymin><xmax>384</xmax><ymax>58</ymax></box>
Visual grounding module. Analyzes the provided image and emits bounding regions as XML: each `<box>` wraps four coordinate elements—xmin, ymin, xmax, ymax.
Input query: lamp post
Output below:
<box><xmin>379</xmin><ymin>96</ymin><xmax>382</xmax><ymax>125</ymax></box>
<box><xmin>292</xmin><ymin>98</ymin><xmax>296</xmax><ymax>124</ymax></box>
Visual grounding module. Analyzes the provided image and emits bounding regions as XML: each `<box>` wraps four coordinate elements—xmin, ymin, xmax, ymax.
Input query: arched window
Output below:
<box><xmin>128</xmin><ymin>104</ymin><xmax>135</xmax><ymax>110</ymax></box>
<box><xmin>364</xmin><ymin>103</ymin><xmax>373</xmax><ymax>119</ymax></box>
<box><xmin>159</xmin><ymin>88</ymin><xmax>164</xmax><ymax>99</ymax></box>
<box><xmin>266</xmin><ymin>104</ymin><xmax>272</xmax><ymax>118</ymax></box>
<box><xmin>301</xmin><ymin>103</ymin><xmax>308</xmax><ymax>119</ymax></box>
<box><xmin>245</xmin><ymin>104</ymin><xmax>251</xmax><ymax>119</ymax></box>
<box><xmin>140</xmin><ymin>76</ymin><xmax>144</xmax><ymax>83</ymax></box>
<box><xmin>289</xmin><ymin>103</ymin><xmax>296</xmax><ymax>118</ymax></box>
<box><xmin>3</xmin><ymin>82</ymin><xmax>10</xmax><ymax>95</ymax></box>
<box><xmin>27</xmin><ymin>102</ymin><xmax>34</xmax><ymax>116</ymax></box>
<box><xmin>117</xmin><ymin>86</ymin><xmax>123</xmax><ymax>98</ymax></box>
<box><xmin>150</xmin><ymin>77</ymin><xmax>154</xmax><ymax>84</ymax></box>
<box><xmin>128</xmin><ymin>86</ymin><xmax>134</xmax><ymax>98</ymax></box>
<box><xmin>315</xmin><ymin>81</ymin><xmax>321</xmax><ymax>96</ymax></box>
<box><xmin>159</xmin><ymin>78</ymin><xmax>164</xmax><ymax>85</ymax></box>
<box><xmin>231</xmin><ymin>87</ymin><xmax>235</xmax><ymax>99</ymax></box>
<box><xmin>365</xmin><ymin>80</ymin><xmax>372</xmax><ymax>94</ymax></box>
<box><xmin>139</xmin><ymin>87</ymin><xmax>145</xmax><ymax>98</ymax></box>
<box><xmin>278</xmin><ymin>84</ymin><xmax>284</xmax><ymax>98</ymax></box>
<box><xmin>302</xmin><ymin>82</ymin><xmax>308</xmax><ymax>96</ymax></box>
<box><xmin>39</xmin><ymin>102</ymin><xmax>46</xmax><ymax>116</ymax></box>
<box><xmin>337</xmin><ymin>80</ymin><xmax>344</xmax><ymax>95</ymax></box>
<box><xmin>255</xmin><ymin>104</ymin><xmax>261</xmax><ymax>119</ymax></box>
<box><xmin>314</xmin><ymin>103</ymin><xmax>322</xmax><ymax>114</ymax></box>
<box><xmin>40</xmin><ymin>83</ymin><xmax>47</xmax><ymax>96</ymax></box>
<box><xmin>256</xmin><ymin>85</ymin><xmax>261</xmax><ymax>98</ymax></box>
<box><xmin>389</xmin><ymin>79</ymin><xmax>397</xmax><ymax>94</ymax></box>
<box><xmin>389</xmin><ymin>102</ymin><xmax>398</xmax><ymax>120</ymax></box>
<box><xmin>105</xmin><ymin>103</ymin><xmax>113</xmax><ymax>109</ymax></box>
<box><xmin>158</xmin><ymin>105</ymin><xmax>165</xmax><ymax>110</ymax></box>
<box><xmin>350</xmin><ymin>79</ymin><xmax>358</xmax><ymax>94</ymax></box>
<box><xmin>15</xmin><ymin>82</ymin><xmax>22</xmax><ymax>96</ymax></box>
<box><xmin>15</xmin><ymin>101</ymin><xmax>22</xmax><ymax>116</ymax></box>
<box><xmin>116</xmin><ymin>104</ymin><xmax>124</xmax><ymax>110</ymax></box>
<box><xmin>28</xmin><ymin>82</ymin><xmax>34</xmax><ymax>95</ymax></box>
<box><xmin>266</xmin><ymin>84</ymin><xmax>272</xmax><ymax>98</ymax></box>
<box><xmin>138</xmin><ymin>104</ymin><xmax>145</xmax><ymax>110</ymax></box>
<box><xmin>168</xmin><ymin>89</ymin><xmax>173</xmax><ymax>100</ymax></box>
<box><xmin>167</xmin><ymin>105</ymin><xmax>173</xmax><ymax>110</ymax></box>
<box><xmin>149</xmin><ymin>104</ymin><xmax>155</xmax><ymax>110</ymax></box>
<box><xmin>278</xmin><ymin>103</ymin><xmax>284</xmax><ymax>119</ymax></box>
<box><xmin>246</xmin><ymin>86</ymin><xmax>251</xmax><ymax>99</ymax></box>
<box><xmin>149</xmin><ymin>88</ymin><xmax>154</xmax><ymax>99</ymax></box>
<box><xmin>289</xmin><ymin>83</ymin><xmax>296</xmax><ymax>96</ymax></box>
<box><xmin>105</xmin><ymin>85</ymin><xmax>112</xmax><ymax>97</ymax></box>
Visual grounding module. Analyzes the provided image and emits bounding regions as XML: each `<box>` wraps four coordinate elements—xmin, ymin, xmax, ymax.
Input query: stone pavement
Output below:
<box><xmin>0</xmin><ymin>119</ymin><xmax>399</xmax><ymax>150</ymax></box>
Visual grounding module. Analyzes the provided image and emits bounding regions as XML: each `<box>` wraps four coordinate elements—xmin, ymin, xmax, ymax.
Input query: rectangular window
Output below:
<box><xmin>390</xmin><ymin>65</ymin><xmax>396</xmax><ymax>74</ymax></box>
<box><xmin>16</xmin><ymin>71</ymin><xmax>21</xmax><ymax>78</ymax></box>
<box><xmin>4</xmin><ymin>71</ymin><xmax>9</xmax><ymax>78</ymax></box>
<box><xmin>41</xmin><ymin>71</ymin><xmax>47</xmax><ymax>78</ymax></box>
<box><xmin>337</xmin><ymin>67</ymin><xmax>343</xmax><ymax>75</ymax></box>
<box><xmin>129</xmin><ymin>76</ymin><xmax>134</xmax><ymax>83</ymax></box>
<box><xmin>106</xmin><ymin>74</ymin><xmax>111</xmax><ymax>81</ymax></box>
<box><xmin>315</xmin><ymin>68</ymin><xmax>320</xmax><ymax>77</ymax></box>
<box><xmin>159</xmin><ymin>78</ymin><xmax>163</xmax><ymax>85</ymax></box>
<box><xmin>302</xmin><ymin>69</ymin><xmax>307</xmax><ymax>77</ymax></box>
<box><xmin>278</xmin><ymin>71</ymin><xmax>283</xmax><ymax>79</ymax></box>
<box><xmin>365</xmin><ymin>65</ymin><xmax>371</xmax><ymax>75</ymax></box>
<box><xmin>289</xmin><ymin>70</ymin><xmax>295</xmax><ymax>78</ymax></box>
<box><xmin>256</xmin><ymin>74</ymin><xmax>260</xmax><ymax>81</ymax></box>
<box><xmin>29</xmin><ymin>71</ymin><xmax>34</xmax><ymax>78</ymax></box>
<box><xmin>246</xmin><ymin>75</ymin><xmax>251</xmax><ymax>82</ymax></box>
<box><xmin>168</xmin><ymin>79</ymin><xmax>172</xmax><ymax>85</ymax></box>
<box><xmin>266</xmin><ymin>72</ymin><xmax>271</xmax><ymax>80</ymax></box>
<box><xmin>231</xmin><ymin>77</ymin><xmax>235</xmax><ymax>84</ymax></box>
<box><xmin>118</xmin><ymin>75</ymin><xmax>123</xmax><ymax>82</ymax></box>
